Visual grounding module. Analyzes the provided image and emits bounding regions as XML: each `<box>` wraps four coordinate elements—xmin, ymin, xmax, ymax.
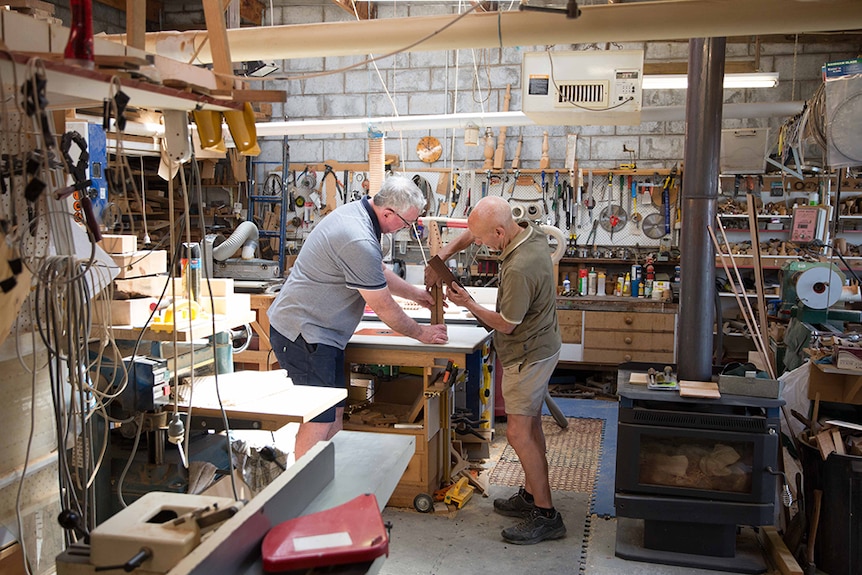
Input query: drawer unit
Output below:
<box><xmin>584</xmin><ymin>310</ymin><xmax>676</xmax><ymax>332</ymax></box>
<box><xmin>582</xmin><ymin>310</ymin><xmax>677</xmax><ymax>364</ymax></box>
<box><xmin>585</xmin><ymin>330</ymin><xmax>675</xmax><ymax>352</ymax></box>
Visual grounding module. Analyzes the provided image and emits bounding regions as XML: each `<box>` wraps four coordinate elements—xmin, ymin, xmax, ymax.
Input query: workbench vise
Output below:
<box><xmin>56</xmin><ymin>492</ymin><xmax>242</xmax><ymax>575</ymax></box>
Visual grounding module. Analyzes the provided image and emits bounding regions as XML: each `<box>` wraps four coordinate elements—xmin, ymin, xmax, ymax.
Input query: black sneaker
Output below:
<box><xmin>493</xmin><ymin>487</ymin><xmax>536</xmax><ymax>518</ymax></box>
<box><xmin>501</xmin><ymin>508</ymin><xmax>566</xmax><ymax>545</ymax></box>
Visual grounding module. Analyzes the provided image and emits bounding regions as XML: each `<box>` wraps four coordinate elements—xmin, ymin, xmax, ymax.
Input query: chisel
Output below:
<box><xmin>541</xmin><ymin>171</ymin><xmax>547</xmax><ymax>221</ymax></box>
<box><xmin>553</xmin><ymin>171</ymin><xmax>560</xmax><ymax>226</ymax></box>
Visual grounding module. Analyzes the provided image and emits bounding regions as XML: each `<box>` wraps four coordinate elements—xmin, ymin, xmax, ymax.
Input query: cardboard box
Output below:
<box><xmin>93</xmin><ymin>297</ymin><xmax>159</xmax><ymax>326</ymax></box>
<box><xmin>99</xmin><ymin>234</ymin><xmax>138</xmax><ymax>254</ymax></box>
<box><xmin>111</xmin><ymin>250</ymin><xmax>167</xmax><ymax>279</ymax></box>
<box><xmin>172</xmin><ymin>277</ymin><xmax>235</xmax><ymax>297</ymax></box>
<box><xmin>114</xmin><ymin>275</ymin><xmax>171</xmax><ymax>297</ymax></box>
<box><xmin>199</xmin><ymin>293</ymin><xmax>251</xmax><ymax>315</ymax></box>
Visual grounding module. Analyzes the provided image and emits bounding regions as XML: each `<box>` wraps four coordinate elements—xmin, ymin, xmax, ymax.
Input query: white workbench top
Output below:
<box><xmin>348</xmin><ymin>321</ymin><xmax>492</xmax><ymax>354</ymax></box>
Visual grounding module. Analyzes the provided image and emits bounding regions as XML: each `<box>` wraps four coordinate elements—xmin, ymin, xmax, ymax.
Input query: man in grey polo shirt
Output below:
<box><xmin>268</xmin><ymin>175</ymin><xmax>448</xmax><ymax>459</ymax></box>
<box><xmin>443</xmin><ymin>195</ymin><xmax>564</xmax><ymax>545</ymax></box>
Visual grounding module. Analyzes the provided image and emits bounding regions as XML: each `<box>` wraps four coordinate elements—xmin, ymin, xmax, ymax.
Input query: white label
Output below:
<box><xmin>293</xmin><ymin>531</ymin><xmax>353</xmax><ymax>552</ymax></box>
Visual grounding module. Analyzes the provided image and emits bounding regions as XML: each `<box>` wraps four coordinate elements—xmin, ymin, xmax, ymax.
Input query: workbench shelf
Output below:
<box><xmin>343</xmin><ymin>324</ymin><xmax>493</xmax><ymax>508</ymax></box>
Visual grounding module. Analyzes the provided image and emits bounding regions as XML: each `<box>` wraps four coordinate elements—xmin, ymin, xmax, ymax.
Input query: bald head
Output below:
<box><xmin>468</xmin><ymin>196</ymin><xmax>522</xmax><ymax>251</ymax></box>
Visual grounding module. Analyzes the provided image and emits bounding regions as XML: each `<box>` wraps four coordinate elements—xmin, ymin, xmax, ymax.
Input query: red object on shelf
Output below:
<box><xmin>261</xmin><ymin>493</ymin><xmax>389</xmax><ymax>572</ymax></box>
<box><xmin>64</xmin><ymin>0</ymin><xmax>95</xmax><ymax>68</ymax></box>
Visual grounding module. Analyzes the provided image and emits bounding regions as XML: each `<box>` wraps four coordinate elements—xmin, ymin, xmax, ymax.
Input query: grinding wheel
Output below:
<box><xmin>642</xmin><ymin>212</ymin><xmax>666</xmax><ymax>239</ymax></box>
<box><xmin>598</xmin><ymin>204</ymin><xmax>628</xmax><ymax>233</ymax></box>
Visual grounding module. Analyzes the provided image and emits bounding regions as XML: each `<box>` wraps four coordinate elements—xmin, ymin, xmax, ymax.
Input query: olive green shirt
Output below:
<box><xmin>494</xmin><ymin>221</ymin><xmax>562</xmax><ymax>367</ymax></box>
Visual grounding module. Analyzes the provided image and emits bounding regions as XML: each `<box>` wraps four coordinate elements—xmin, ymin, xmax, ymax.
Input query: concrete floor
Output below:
<box><xmin>377</xmin><ymin>418</ymin><xmax>786</xmax><ymax>575</ymax></box>
<box><xmin>238</xmin><ymin>407</ymin><xmax>801</xmax><ymax>574</ymax></box>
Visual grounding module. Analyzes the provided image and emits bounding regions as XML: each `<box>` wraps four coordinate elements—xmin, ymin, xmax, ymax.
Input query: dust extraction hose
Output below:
<box><xmin>212</xmin><ymin>220</ymin><xmax>259</xmax><ymax>261</ymax></box>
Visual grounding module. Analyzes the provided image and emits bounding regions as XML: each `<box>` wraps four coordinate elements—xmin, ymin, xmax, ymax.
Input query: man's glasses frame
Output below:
<box><xmin>390</xmin><ymin>209</ymin><xmax>417</xmax><ymax>229</ymax></box>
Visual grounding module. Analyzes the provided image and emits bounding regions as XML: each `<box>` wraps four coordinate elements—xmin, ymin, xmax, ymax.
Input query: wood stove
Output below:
<box><xmin>614</xmin><ymin>365</ymin><xmax>785</xmax><ymax>574</ymax></box>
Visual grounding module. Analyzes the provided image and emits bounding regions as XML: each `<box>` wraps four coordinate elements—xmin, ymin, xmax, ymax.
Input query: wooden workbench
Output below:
<box><xmin>344</xmin><ymin>321</ymin><xmax>493</xmax><ymax>507</ymax></box>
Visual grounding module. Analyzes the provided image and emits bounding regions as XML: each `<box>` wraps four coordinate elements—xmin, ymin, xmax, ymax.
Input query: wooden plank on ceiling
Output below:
<box><xmin>331</xmin><ymin>0</ymin><xmax>376</xmax><ymax>20</ymax></box>
<box><xmin>240</xmin><ymin>0</ymin><xmax>266</xmax><ymax>26</ymax></box>
<box><xmin>96</xmin><ymin>0</ymin><xmax>162</xmax><ymax>23</ymax></box>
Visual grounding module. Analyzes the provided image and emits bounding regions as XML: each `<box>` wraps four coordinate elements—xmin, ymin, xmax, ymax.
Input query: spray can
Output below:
<box><xmin>579</xmin><ymin>268</ymin><xmax>589</xmax><ymax>296</ymax></box>
<box><xmin>588</xmin><ymin>268</ymin><xmax>597</xmax><ymax>296</ymax></box>
<box><xmin>181</xmin><ymin>242</ymin><xmax>201</xmax><ymax>303</ymax></box>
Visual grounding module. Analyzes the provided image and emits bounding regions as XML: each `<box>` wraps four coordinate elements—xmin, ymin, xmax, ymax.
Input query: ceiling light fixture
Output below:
<box><xmin>244</xmin><ymin>60</ymin><xmax>279</xmax><ymax>77</ymax></box>
<box><xmin>642</xmin><ymin>72</ymin><xmax>779</xmax><ymax>90</ymax></box>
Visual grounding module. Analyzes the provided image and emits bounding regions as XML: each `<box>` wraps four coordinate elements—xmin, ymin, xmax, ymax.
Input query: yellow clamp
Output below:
<box><xmin>150</xmin><ymin>299</ymin><xmax>209</xmax><ymax>333</ymax></box>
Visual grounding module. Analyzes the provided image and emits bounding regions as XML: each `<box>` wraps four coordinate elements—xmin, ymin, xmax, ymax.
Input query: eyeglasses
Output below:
<box><xmin>390</xmin><ymin>209</ymin><xmax>417</xmax><ymax>229</ymax></box>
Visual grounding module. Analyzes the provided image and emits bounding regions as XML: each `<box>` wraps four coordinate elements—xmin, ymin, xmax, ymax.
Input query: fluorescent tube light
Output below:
<box><xmin>643</xmin><ymin>72</ymin><xmax>779</xmax><ymax>90</ymax></box>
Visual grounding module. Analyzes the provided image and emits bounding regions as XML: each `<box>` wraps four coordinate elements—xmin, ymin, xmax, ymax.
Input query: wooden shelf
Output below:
<box><xmin>0</xmin><ymin>50</ymin><xmax>243</xmax><ymax>112</ymax></box>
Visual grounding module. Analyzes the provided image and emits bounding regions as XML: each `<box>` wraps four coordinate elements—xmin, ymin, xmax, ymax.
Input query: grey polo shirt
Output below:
<box><xmin>494</xmin><ymin>221</ymin><xmax>562</xmax><ymax>367</ymax></box>
<box><xmin>267</xmin><ymin>197</ymin><xmax>386</xmax><ymax>349</ymax></box>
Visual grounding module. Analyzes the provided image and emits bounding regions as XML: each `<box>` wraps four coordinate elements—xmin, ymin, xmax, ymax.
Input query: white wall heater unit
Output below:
<box><xmin>522</xmin><ymin>50</ymin><xmax>644</xmax><ymax>126</ymax></box>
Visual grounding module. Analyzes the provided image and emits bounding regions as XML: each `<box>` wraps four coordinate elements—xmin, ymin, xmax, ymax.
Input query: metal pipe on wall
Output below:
<box><xmin>677</xmin><ymin>37</ymin><xmax>725</xmax><ymax>382</ymax></box>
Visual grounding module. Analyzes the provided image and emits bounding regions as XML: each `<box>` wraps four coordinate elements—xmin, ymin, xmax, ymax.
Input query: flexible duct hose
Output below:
<box><xmin>212</xmin><ymin>220</ymin><xmax>259</xmax><ymax>261</ymax></box>
<box><xmin>539</xmin><ymin>224</ymin><xmax>566</xmax><ymax>263</ymax></box>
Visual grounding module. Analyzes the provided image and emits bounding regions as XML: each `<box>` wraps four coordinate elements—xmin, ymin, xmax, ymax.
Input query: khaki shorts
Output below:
<box><xmin>501</xmin><ymin>350</ymin><xmax>560</xmax><ymax>416</ymax></box>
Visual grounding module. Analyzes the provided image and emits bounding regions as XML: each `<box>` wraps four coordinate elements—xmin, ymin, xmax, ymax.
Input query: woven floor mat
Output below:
<box><xmin>489</xmin><ymin>416</ymin><xmax>603</xmax><ymax>493</ymax></box>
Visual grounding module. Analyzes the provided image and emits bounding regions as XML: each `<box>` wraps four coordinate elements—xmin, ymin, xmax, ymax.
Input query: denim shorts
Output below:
<box><xmin>270</xmin><ymin>327</ymin><xmax>345</xmax><ymax>423</ymax></box>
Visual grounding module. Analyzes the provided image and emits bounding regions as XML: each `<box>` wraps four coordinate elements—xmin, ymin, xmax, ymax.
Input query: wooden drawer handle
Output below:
<box><xmin>624</xmin><ymin>336</ymin><xmax>632</xmax><ymax>345</ymax></box>
<box><xmin>624</xmin><ymin>316</ymin><xmax>633</xmax><ymax>324</ymax></box>
<box><xmin>624</xmin><ymin>354</ymin><xmax>632</xmax><ymax>362</ymax></box>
